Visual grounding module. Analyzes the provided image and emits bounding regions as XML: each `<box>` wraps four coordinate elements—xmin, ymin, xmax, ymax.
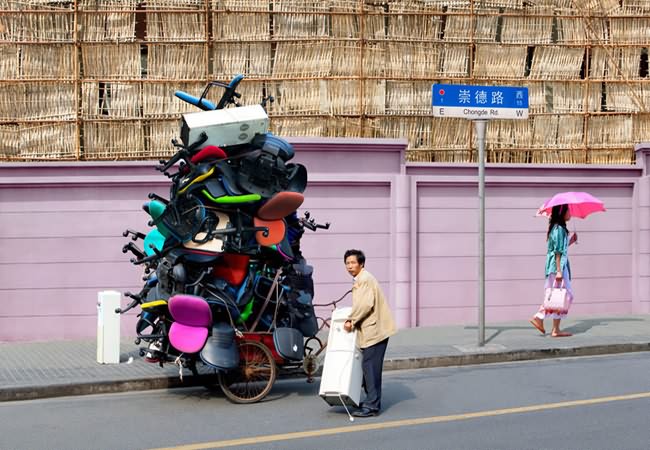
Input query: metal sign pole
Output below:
<box><xmin>475</xmin><ymin>119</ymin><xmax>487</xmax><ymax>347</ymax></box>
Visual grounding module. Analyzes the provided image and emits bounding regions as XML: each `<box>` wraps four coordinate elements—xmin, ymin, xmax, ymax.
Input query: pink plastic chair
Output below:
<box><xmin>168</xmin><ymin>295</ymin><xmax>212</xmax><ymax>354</ymax></box>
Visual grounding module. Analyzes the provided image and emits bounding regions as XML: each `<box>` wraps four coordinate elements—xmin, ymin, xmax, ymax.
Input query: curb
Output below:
<box><xmin>3</xmin><ymin>343</ymin><xmax>650</xmax><ymax>403</ymax></box>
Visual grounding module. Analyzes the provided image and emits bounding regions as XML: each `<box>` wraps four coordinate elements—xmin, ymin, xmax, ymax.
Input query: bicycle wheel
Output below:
<box><xmin>218</xmin><ymin>341</ymin><xmax>277</xmax><ymax>404</ymax></box>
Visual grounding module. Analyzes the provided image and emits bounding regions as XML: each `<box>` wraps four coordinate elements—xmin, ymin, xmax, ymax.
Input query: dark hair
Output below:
<box><xmin>547</xmin><ymin>204</ymin><xmax>569</xmax><ymax>240</ymax></box>
<box><xmin>344</xmin><ymin>249</ymin><xmax>365</xmax><ymax>266</ymax></box>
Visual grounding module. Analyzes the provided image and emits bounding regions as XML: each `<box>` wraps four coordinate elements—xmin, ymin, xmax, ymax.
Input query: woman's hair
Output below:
<box><xmin>547</xmin><ymin>204</ymin><xmax>569</xmax><ymax>240</ymax></box>
<box><xmin>344</xmin><ymin>249</ymin><xmax>366</xmax><ymax>265</ymax></box>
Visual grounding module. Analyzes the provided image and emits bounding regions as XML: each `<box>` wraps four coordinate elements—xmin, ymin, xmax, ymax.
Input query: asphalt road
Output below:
<box><xmin>1</xmin><ymin>352</ymin><xmax>650</xmax><ymax>450</ymax></box>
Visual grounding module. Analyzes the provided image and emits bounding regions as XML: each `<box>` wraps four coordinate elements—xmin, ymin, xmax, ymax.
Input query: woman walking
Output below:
<box><xmin>530</xmin><ymin>203</ymin><xmax>578</xmax><ymax>337</ymax></box>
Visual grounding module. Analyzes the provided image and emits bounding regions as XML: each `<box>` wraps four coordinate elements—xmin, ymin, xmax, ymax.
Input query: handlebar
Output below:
<box><xmin>115</xmin><ymin>291</ymin><xmax>143</xmax><ymax>314</ymax></box>
<box><xmin>300</xmin><ymin>211</ymin><xmax>330</xmax><ymax>232</ymax></box>
<box><xmin>174</xmin><ymin>74</ymin><xmax>245</xmax><ymax>112</ymax></box>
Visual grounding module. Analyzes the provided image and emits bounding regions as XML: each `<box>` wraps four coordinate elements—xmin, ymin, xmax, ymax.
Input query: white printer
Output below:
<box><xmin>180</xmin><ymin>104</ymin><xmax>269</xmax><ymax>148</ymax></box>
<box><xmin>319</xmin><ymin>306</ymin><xmax>364</xmax><ymax>408</ymax></box>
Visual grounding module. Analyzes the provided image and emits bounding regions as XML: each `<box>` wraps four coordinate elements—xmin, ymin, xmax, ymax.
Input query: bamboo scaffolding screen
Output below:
<box><xmin>83</xmin><ymin>121</ymin><xmax>145</xmax><ymax>159</ymax></box>
<box><xmin>364</xmin><ymin>80</ymin><xmax>386</xmax><ymax>115</ymax></box>
<box><xmin>0</xmin><ymin>45</ymin><xmax>19</xmax><ymax>79</ymax></box>
<box><xmin>0</xmin><ymin>124</ymin><xmax>18</xmax><ymax>159</ymax></box>
<box><xmin>500</xmin><ymin>13</ymin><xmax>553</xmax><ymax>44</ymax></box>
<box><xmin>273</xmin><ymin>42</ymin><xmax>333</xmax><ymax>77</ymax></box>
<box><xmin>81</xmin><ymin>82</ymin><xmax>141</xmax><ymax>119</ymax></box>
<box><xmin>443</xmin><ymin>8</ymin><xmax>499</xmax><ymax>42</ymax></box>
<box><xmin>622</xmin><ymin>0</ymin><xmax>650</xmax><ymax>13</ymax></box>
<box><xmin>386</xmin><ymin>2</ymin><xmax>443</xmax><ymax>41</ymax></box>
<box><xmin>19</xmin><ymin>122</ymin><xmax>76</xmax><ymax>160</ymax></box>
<box><xmin>440</xmin><ymin>44</ymin><xmax>470</xmax><ymax>77</ymax></box>
<box><xmin>147</xmin><ymin>119</ymin><xmax>179</xmax><ymax>157</ymax></box>
<box><xmin>473</xmin><ymin>44</ymin><xmax>527</xmax><ymax>79</ymax></box>
<box><xmin>604</xmin><ymin>83</ymin><xmax>648</xmax><ymax>112</ymax></box>
<box><xmin>609</xmin><ymin>18</ymin><xmax>650</xmax><ymax>44</ymax></box>
<box><xmin>529</xmin><ymin>46</ymin><xmax>585</xmax><ymax>80</ymax></box>
<box><xmin>0</xmin><ymin>12</ymin><xmax>74</xmax><ymax>42</ymax></box>
<box><xmin>212</xmin><ymin>10</ymin><xmax>270</xmax><ymax>40</ymax></box>
<box><xmin>81</xmin><ymin>44</ymin><xmax>141</xmax><ymax>79</ymax></box>
<box><xmin>21</xmin><ymin>44</ymin><xmax>75</xmax><ymax>79</ymax></box>
<box><xmin>588</xmin><ymin>115</ymin><xmax>633</xmax><ymax>148</ymax></box>
<box><xmin>2</xmin><ymin>2</ymin><xmax>650</xmax><ymax>163</ymax></box>
<box><xmin>145</xmin><ymin>12</ymin><xmax>206</xmax><ymax>42</ymax></box>
<box><xmin>147</xmin><ymin>44</ymin><xmax>206</xmax><ymax>79</ymax></box>
<box><xmin>386</xmin><ymin>81</ymin><xmax>431</xmax><ymax>115</ymax></box>
<box><xmin>332</xmin><ymin>42</ymin><xmax>361</xmax><ymax>77</ymax></box>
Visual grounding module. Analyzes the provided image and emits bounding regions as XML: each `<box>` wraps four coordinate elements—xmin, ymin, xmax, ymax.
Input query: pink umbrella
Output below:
<box><xmin>536</xmin><ymin>191</ymin><xmax>606</xmax><ymax>219</ymax></box>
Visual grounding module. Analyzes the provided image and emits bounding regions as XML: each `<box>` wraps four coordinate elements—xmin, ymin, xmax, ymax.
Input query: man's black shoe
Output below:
<box><xmin>351</xmin><ymin>407</ymin><xmax>379</xmax><ymax>418</ymax></box>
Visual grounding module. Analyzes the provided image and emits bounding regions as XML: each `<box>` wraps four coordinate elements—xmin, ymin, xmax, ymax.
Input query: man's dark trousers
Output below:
<box><xmin>360</xmin><ymin>338</ymin><xmax>389</xmax><ymax>411</ymax></box>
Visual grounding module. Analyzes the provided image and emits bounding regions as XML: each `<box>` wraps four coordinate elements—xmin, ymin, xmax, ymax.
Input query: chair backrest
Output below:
<box><xmin>254</xmin><ymin>217</ymin><xmax>286</xmax><ymax>246</ymax></box>
<box><xmin>168</xmin><ymin>294</ymin><xmax>212</xmax><ymax>327</ymax></box>
<box><xmin>257</xmin><ymin>191</ymin><xmax>304</xmax><ymax>221</ymax></box>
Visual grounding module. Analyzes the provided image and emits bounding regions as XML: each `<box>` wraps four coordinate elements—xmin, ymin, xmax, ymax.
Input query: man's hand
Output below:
<box><xmin>343</xmin><ymin>320</ymin><xmax>353</xmax><ymax>332</ymax></box>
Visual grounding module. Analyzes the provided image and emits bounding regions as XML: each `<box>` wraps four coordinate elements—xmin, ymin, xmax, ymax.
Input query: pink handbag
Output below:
<box><xmin>543</xmin><ymin>280</ymin><xmax>569</xmax><ymax>312</ymax></box>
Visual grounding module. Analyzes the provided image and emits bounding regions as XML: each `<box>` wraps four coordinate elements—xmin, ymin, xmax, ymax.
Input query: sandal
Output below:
<box><xmin>551</xmin><ymin>331</ymin><xmax>572</xmax><ymax>337</ymax></box>
<box><xmin>529</xmin><ymin>318</ymin><xmax>545</xmax><ymax>335</ymax></box>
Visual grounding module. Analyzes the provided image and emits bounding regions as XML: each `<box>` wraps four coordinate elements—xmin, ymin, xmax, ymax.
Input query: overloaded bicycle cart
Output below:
<box><xmin>118</xmin><ymin>75</ymin><xmax>339</xmax><ymax>403</ymax></box>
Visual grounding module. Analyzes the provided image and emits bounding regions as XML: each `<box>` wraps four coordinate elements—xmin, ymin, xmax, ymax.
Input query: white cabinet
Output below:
<box><xmin>319</xmin><ymin>307</ymin><xmax>363</xmax><ymax>408</ymax></box>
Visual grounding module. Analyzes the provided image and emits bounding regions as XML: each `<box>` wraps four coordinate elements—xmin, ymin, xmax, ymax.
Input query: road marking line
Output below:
<box><xmin>150</xmin><ymin>391</ymin><xmax>650</xmax><ymax>450</ymax></box>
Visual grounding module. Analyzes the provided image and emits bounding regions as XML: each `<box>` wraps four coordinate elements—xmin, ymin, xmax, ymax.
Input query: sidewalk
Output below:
<box><xmin>1</xmin><ymin>314</ymin><xmax>649</xmax><ymax>402</ymax></box>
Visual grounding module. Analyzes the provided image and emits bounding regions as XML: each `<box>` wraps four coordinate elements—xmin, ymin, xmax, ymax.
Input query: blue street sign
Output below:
<box><xmin>432</xmin><ymin>84</ymin><xmax>529</xmax><ymax>119</ymax></box>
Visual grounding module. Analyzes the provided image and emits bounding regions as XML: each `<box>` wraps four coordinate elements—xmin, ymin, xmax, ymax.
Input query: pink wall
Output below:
<box><xmin>1</xmin><ymin>139</ymin><xmax>649</xmax><ymax>342</ymax></box>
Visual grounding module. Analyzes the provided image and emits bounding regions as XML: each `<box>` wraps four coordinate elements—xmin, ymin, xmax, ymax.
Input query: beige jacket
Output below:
<box><xmin>348</xmin><ymin>268</ymin><xmax>397</xmax><ymax>349</ymax></box>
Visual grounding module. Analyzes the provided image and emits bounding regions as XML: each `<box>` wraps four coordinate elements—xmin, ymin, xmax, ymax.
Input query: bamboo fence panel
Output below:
<box><xmin>269</xmin><ymin>117</ymin><xmax>327</xmax><ymax>136</ymax></box>
<box><xmin>481</xmin><ymin>0</ymin><xmax>524</xmax><ymax>8</ymax></box>
<box><xmin>546</xmin><ymin>82</ymin><xmax>585</xmax><ymax>113</ymax></box>
<box><xmin>213</xmin><ymin>12</ymin><xmax>270</xmax><ymax>40</ymax></box>
<box><xmin>443</xmin><ymin>8</ymin><xmax>499</xmax><ymax>42</ymax></box>
<box><xmin>0</xmin><ymin>124</ymin><xmax>18</xmax><ymax>159</ymax></box>
<box><xmin>18</xmin><ymin>122</ymin><xmax>76</xmax><ymax>160</ymax></box>
<box><xmin>587</xmin><ymin>82</ymin><xmax>603</xmax><ymax>112</ymax></box>
<box><xmin>587</xmin><ymin>149</ymin><xmax>634</xmax><ymax>164</ymax></box>
<box><xmin>500</xmin><ymin>13</ymin><xmax>553</xmax><ymax>44</ymax></box>
<box><xmin>364</xmin><ymin>79</ymin><xmax>386</xmax><ymax>115</ymax></box>
<box><xmin>588</xmin><ymin>115</ymin><xmax>633</xmax><ymax>148</ymax></box>
<box><xmin>325</xmin><ymin>117</ymin><xmax>365</xmax><ymax>138</ymax></box>
<box><xmin>386</xmin><ymin>81</ymin><xmax>431</xmax><ymax>115</ymax></box>
<box><xmin>385</xmin><ymin>42</ymin><xmax>442</xmax><ymax>78</ymax></box>
<box><xmin>328</xmin><ymin>80</ymin><xmax>360</xmax><ymax>115</ymax></box>
<box><xmin>0</xmin><ymin>12</ymin><xmax>74</xmax><ymax>42</ymax></box>
<box><xmin>531</xmin><ymin>115</ymin><xmax>559</xmax><ymax>149</ymax></box>
<box><xmin>362</xmin><ymin>42</ymin><xmax>386</xmax><ymax>77</ymax></box>
<box><xmin>147</xmin><ymin>44</ymin><xmax>206</xmax><ymax>79</ymax></box>
<box><xmin>633</xmin><ymin>114</ymin><xmax>650</xmax><ymax>143</ymax></box>
<box><xmin>527</xmin><ymin>82</ymin><xmax>548</xmax><ymax>114</ymax></box>
<box><xmin>271</xmin><ymin>80</ymin><xmax>326</xmax><ymax>115</ymax></box>
<box><xmin>529</xmin><ymin>46</ymin><xmax>585</xmax><ymax>80</ymax></box>
<box><xmin>429</xmin><ymin>116</ymin><xmax>472</xmax><ymax>150</ymax></box>
<box><xmin>473</xmin><ymin>44</ymin><xmax>527</xmax><ymax>78</ymax></box>
<box><xmin>531</xmin><ymin>148</ymin><xmax>587</xmax><ymax>164</ymax></box>
<box><xmin>146</xmin><ymin>0</ymin><xmax>206</xmax><ymax>8</ymax></box>
<box><xmin>610</xmin><ymin>18</ymin><xmax>650</xmax><ymax>44</ymax></box>
<box><xmin>362</xmin><ymin>5</ymin><xmax>386</xmax><ymax>40</ymax></box>
<box><xmin>386</xmin><ymin>2</ymin><xmax>443</xmax><ymax>41</ymax></box>
<box><xmin>21</xmin><ymin>44</ymin><xmax>75</xmax><ymax>80</ymax></box>
<box><xmin>13</xmin><ymin>83</ymin><xmax>75</xmax><ymax>120</ymax></box>
<box><xmin>593</xmin><ymin>47</ymin><xmax>645</xmax><ymax>80</ymax></box>
<box><xmin>146</xmin><ymin>119</ymin><xmax>179</xmax><ymax>157</ymax></box>
<box><xmin>584</xmin><ymin>18</ymin><xmax>609</xmax><ymax>44</ymax></box>
<box><xmin>622</xmin><ymin>0</ymin><xmax>650</xmax><ymax>13</ymax></box>
<box><xmin>230</xmin><ymin>80</ymin><xmax>266</xmax><ymax>110</ymax></box>
<box><xmin>81</xmin><ymin>44</ymin><xmax>141</xmax><ymax>79</ymax></box>
<box><xmin>440</xmin><ymin>44</ymin><xmax>470</xmax><ymax>77</ymax></box>
<box><xmin>555</xmin><ymin>17</ymin><xmax>588</xmax><ymax>44</ymax></box>
<box><xmin>212</xmin><ymin>43</ymin><xmax>272</xmax><ymax>78</ymax></box>
<box><xmin>604</xmin><ymin>83</ymin><xmax>648</xmax><ymax>112</ymax></box>
<box><xmin>273</xmin><ymin>42</ymin><xmax>333</xmax><ymax>77</ymax></box>
<box><xmin>0</xmin><ymin>83</ymin><xmax>24</xmax><ymax>120</ymax></box>
<box><xmin>78</xmin><ymin>0</ymin><xmax>137</xmax><ymax>42</ymax></box>
<box><xmin>81</xmin><ymin>82</ymin><xmax>141</xmax><ymax>119</ymax></box>
<box><xmin>146</xmin><ymin>12</ymin><xmax>206</xmax><ymax>42</ymax></box>
<box><xmin>582</xmin><ymin>0</ymin><xmax>620</xmax><ymax>14</ymax></box>
<box><xmin>273</xmin><ymin>1</ymin><xmax>328</xmax><ymax>38</ymax></box>
<box><xmin>590</xmin><ymin>47</ymin><xmax>607</xmax><ymax>79</ymax></box>
<box><xmin>331</xmin><ymin>5</ymin><xmax>359</xmax><ymax>39</ymax></box>
<box><xmin>83</xmin><ymin>121</ymin><xmax>145</xmax><ymax>159</ymax></box>
<box><xmin>143</xmin><ymin>81</ymin><xmax>213</xmax><ymax>118</ymax></box>
<box><xmin>556</xmin><ymin>114</ymin><xmax>584</xmax><ymax>149</ymax></box>
<box><xmin>332</xmin><ymin>42</ymin><xmax>361</xmax><ymax>76</ymax></box>
<box><xmin>0</xmin><ymin>45</ymin><xmax>19</xmax><ymax>79</ymax></box>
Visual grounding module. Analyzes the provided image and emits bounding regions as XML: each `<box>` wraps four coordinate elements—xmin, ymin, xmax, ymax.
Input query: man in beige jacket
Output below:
<box><xmin>343</xmin><ymin>249</ymin><xmax>397</xmax><ymax>417</ymax></box>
